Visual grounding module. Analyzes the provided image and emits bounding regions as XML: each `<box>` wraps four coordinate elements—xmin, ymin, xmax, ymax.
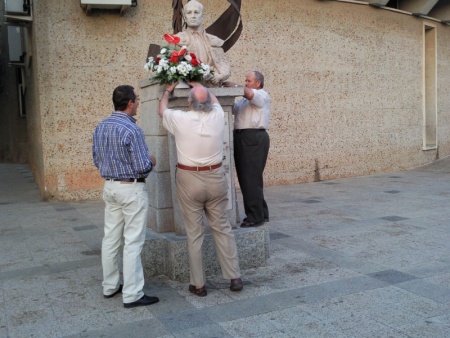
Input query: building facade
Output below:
<box><xmin>1</xmin><ymin>0</ymin><xmax>450</xmax><ymax>201</ymax></box>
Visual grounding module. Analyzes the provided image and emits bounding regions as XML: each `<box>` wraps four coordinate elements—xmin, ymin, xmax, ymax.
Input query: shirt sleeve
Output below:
<box><xmin>129</xmin><ymin>128</ymin><xmax>153</xmax><ymax>177</ymax></box>
<box><xmin>212</xmin><ymin>103</ymin><xmax>224</xmax><ymax>116</ymax></box>
<box><xmin>250</xmin><ymin>89</ymin><xmax>265</xmax><ymax>108</ymax></box>
<box><xmin>162</xmin><ymin>109</ymin><xmax>176</xmax><ymax>134</ymax></box>
<box><xmin>163</xmin><ymin>109</ymin><xmax>187</xmax><ymax>135</ymax></box>
<box><xmin>92</xmin><ymin>128</ymin><xmax>100</xmax><ymax>169</ymax></box>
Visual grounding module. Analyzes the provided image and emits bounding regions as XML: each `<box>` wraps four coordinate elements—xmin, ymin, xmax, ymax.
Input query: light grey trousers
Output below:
<box><xmin>102</xmin><ymin>180</ymin><xmax>148</xmax><ymax>303</ymax></box>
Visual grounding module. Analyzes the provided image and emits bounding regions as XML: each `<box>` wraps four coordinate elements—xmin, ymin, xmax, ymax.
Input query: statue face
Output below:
<box><xmin>184</xmin><ymin>2</ymin><xmax>203</xmax><ymax>29</ymax></box>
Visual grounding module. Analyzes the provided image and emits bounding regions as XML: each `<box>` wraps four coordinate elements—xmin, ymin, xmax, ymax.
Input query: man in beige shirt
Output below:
<box><xmin>158</xmin><ymin>82</ymin><xmax>243</xmax><ymax>296</ymax></box>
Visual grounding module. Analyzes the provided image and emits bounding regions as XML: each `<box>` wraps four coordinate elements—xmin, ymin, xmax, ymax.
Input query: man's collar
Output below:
<box><xmin>113</xmin><ymin>111</ymin><xmax>136</xmax><ymax>123</ymax></box>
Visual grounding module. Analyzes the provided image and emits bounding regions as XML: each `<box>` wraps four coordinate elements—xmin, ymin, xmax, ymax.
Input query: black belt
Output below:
<box><xmin>234</xmin><ymin>128</ymin><xmax>266</xmax><ymax>133</ymax></box>
<box><xmin>106</xmin><ymin>178</ymin><xmax>146</xmax><ymax>183</ymax></box>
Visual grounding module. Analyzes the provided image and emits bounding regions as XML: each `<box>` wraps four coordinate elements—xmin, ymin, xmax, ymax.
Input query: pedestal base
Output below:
<box><xmin>141</xmin><ymin>226</ymin><xmax>270</xmax><ymax>282</ymax></box>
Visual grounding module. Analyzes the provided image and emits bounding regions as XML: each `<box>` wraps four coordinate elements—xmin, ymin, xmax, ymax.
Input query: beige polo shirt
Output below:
<box><xmin>163</xmin><ymin>103</ymin><xmax>224</xmax><ymax>167</ymax></box>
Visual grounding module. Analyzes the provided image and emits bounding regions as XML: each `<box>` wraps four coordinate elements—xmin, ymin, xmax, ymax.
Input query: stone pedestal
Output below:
<box><xmin>139</xmin><ymin>79</ymin><xmax>269</xmax><ymax>281</ymax></box>
<box><xmin>141</xmin><ymin>225</ymin><xmax>270</xmax><ymax>282</ymax></box>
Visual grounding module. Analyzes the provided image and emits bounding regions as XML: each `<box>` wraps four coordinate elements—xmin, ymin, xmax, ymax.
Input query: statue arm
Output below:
<box><xmin>210</xmin><ymin>46</ymin><xmax>231</xmax><ymax>85</ymax></box>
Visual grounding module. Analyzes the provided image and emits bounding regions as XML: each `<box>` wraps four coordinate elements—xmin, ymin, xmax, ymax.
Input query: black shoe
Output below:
<box><xmin>240</xmin><ymin>220</ymin><xmax>264</xmax><ymax>228</ymax></box>
<box><xmin>230</xmin><ymin>278</ymin><xmax>243</xmax><ymax>292</ymax></box>
<box><xmin>264</xmin><ymin>217</ymin><xmax>269</xmax><ymax>222</ymax></box>
<box><xmin>124</xmin><ymin>294</ymin><xmax>159</xmax><ymax>308</ymax></box>
<box><xmin>103</xmin><ymin>284</ymin><xmax>123</xmax><ymax>299</ymax></box>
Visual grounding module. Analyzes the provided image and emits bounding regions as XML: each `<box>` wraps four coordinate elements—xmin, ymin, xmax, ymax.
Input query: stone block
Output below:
<box><xmin>147</xmin><ymin>171</ymin><xmax>173</xmax><ymax>209</ymax></box>
<box><xmin>145</xmin><ymin>135</ymin><xmax>170</xmax><ymax>172</ymax></box>
<box><xmin>139</xmin><ymin>79</ymin><xmax>162</xmax><ymax>102</ymax></box>
<box><xmin>140</xmin><ymin>101</ymin><xmax>166</xmax><ymax>136</ymax></box>
<box><xmin>142</xmin><ymin>225</ymin><xmax>269</xmax><ymax>282</ymax></box>
<box><xmin>147</xmin><ymin>206</ymin><xmax>174</xmax><ymax>233</ymax></box>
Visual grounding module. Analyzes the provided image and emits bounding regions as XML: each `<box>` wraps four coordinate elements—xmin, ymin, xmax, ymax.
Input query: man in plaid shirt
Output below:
<box><xmin>93</xmin><ymin>84</ymin><xmax>158</xmax><ymax>308</ymax></box>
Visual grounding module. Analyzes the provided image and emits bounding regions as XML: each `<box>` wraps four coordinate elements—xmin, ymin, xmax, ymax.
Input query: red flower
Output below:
<box><xmin>164</xmin><ymin>34</ymin><xmax>180</xmax><ymax>44</ymax></box>
<box><xmin>155</xmin><ymin>57</ymin><xmax>161</xmax><ymax>65</ymax></box>
<box><xmin>169</xmin><ymin>51</ymin><xmax>180</xmax><ymax>63</ymax></box>
<box><xmin>191</xmin><ymin>58</ymin><xmax>199</xmax><ymax>67</ymax></box>
<box><xmin>190</xmin><ymin>53</ymin><xmax>199</xmax><ymax>66</ymax></box>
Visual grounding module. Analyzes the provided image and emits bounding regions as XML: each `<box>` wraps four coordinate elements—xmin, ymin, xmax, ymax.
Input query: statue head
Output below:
<box><xmin>183</xmin><ymin>0</ymin><xmax>204</xmax><ymax>29</ymax></box>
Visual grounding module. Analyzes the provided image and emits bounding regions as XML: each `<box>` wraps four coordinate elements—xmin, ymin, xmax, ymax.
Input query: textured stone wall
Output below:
<box><xmin>22</xmin><ymin>0</ymin><xmax>450</xmax><ymax>200</ymax></box>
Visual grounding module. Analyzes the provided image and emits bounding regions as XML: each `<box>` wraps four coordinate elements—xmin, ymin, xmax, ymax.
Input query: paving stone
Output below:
<box><xmin>396</xmin><ymin>279</ymin><xmax>450</xmax><ymax>305</ymax></box>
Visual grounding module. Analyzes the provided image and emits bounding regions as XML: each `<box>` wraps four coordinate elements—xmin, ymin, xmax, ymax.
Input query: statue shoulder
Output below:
<box><xmin>175</xmin><ymin>31</ymin><xmax>190</xmax><ymax>45</ymax></box>
<box><xmin>205</xmin><ymin>33</ymin><xmax>225</xmax><ymax>48</ymax></box>
<box><xmin>175</xmin><ymin>31</ymin><xmax>224</xmax><ymax>48</ymax></box>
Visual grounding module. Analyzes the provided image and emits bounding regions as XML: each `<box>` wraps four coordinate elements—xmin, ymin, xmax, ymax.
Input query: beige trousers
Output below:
<box><xmin>176</xmin><ymin>166</ymin><xmax>241</xmax><ymax>287</ymax></box>
<box><xmin>102</xmin><ymin>180</ymin><xmax>148</xmax><ymax>303</ymax></box>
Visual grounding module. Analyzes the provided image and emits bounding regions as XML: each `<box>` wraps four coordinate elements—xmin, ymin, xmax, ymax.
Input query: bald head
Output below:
<box><xmin>189</xmin><ymin>85</ymin><xmax>213</xmax><ymax>112</ymax></box>
<box><xmin>191</xmin><ymin>86</ymin><xmax>208</xmax><ymax>102</ymax></box>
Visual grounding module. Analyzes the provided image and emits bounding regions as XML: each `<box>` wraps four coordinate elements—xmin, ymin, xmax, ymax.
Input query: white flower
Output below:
<box><xmin>145</xmin><ymin>41</ymin><xmax>214</xmax><ymax>84</ymax></box>
<box><xmin>177</xmin><ymin>62</ymin><xmax>189</xmax><ymax>76</ymax></box>
<box><xmin>158</xmin><ymin>59</ymin><xmax>170</xmax><ymax>71</ymax></box>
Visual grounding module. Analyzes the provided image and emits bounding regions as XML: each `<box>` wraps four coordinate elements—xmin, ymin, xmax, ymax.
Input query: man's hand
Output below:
<box><xmin>150</xmin><ymin>155</ymin><xmax>157</xmax><ymax>166</ymax></box>
<box><xmin>158</xmin><ymin>82</ymin><xmax>178</xmax><ymax>118</ymax></box>
<box><xmin>187</xmin><ymin>81</ymin><xmax>201</xmax><ymax>87</ymax></box>
<box><xmin>222</xmin><ymin>81</ymin><xmax>239</xmax><ymax>88</ymax></box>
<box><xmin>166</xmin><ymin>82</ymin><xmax>177</xmax><ymax>93</ymax></box>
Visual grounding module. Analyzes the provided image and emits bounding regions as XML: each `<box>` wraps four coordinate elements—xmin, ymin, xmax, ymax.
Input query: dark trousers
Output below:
<box><xmin>233</xmin><ymin>129</ymin><xmax>270</xmax><ymax>223</ymax></box>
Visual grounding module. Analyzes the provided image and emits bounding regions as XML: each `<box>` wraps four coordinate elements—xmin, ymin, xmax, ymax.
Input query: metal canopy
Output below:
<box><xmin>343</xmin><ymin>0</ymin><xmax>450</xmax><ymax>23</ymax></box>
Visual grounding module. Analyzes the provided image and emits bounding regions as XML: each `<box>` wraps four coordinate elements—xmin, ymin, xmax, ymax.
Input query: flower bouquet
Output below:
<box><xmin>144</xmin><ymin>34</ymin><xmax>213</xmax><ymax>86</ymax></box>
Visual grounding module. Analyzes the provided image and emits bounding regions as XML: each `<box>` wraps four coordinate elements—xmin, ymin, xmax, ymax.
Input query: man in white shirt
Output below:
<box><xmin>224</xmin><ymin>71</ymin><xmax>271</xmax><ymax>228</ymax></box>
<box><xmin>158</xmin><ymin>82</ymin><xmax>243</xmax><ymax>297</ymax></box>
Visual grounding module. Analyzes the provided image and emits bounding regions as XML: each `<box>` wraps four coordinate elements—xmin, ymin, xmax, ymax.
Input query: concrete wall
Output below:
<box><xmin>16</xmin><ymin>0</ymin><xmax>450</xmax><ymax>200</ymax></box>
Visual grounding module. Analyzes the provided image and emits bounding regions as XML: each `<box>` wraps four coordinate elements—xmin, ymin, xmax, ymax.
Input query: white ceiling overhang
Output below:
<box><xmin>321</xmin><ymin>0</ymin><xmax>450</xmax><ymax>25</ymax></box>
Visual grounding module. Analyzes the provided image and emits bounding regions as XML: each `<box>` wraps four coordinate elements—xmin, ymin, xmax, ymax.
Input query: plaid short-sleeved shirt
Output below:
<box><xmin>93</xmin><ymin>111</ymin><xmax>153</xmax><ymax>179</ymax></box>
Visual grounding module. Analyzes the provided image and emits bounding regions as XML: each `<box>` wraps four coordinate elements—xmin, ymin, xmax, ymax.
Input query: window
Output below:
<box><xmin>423</xmin><ymin>24</ymin><xmax>437</xmax><ymax>150</ymax></box>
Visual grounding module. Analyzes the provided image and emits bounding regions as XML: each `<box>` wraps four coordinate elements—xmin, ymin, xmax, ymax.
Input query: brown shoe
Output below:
<box><xmin>230</xmin><ymin>278</ymin><xmax>243</xmax><ymax>292</ymax></box>
<box><xmin>188</xmin><ymin>284</ymin><xmax>207</xmax><ymax>297</ymax></box>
